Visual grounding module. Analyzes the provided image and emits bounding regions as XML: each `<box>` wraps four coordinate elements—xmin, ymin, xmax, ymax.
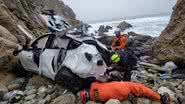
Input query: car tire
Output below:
<box><xmin>55</xmin><ymin>66</ymin><xmax>84</xmax><ymax>93</ymax></box>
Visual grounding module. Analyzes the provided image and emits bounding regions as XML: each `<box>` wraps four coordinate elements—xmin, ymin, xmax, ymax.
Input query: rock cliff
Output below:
<box><xmin>153</xmin><ymin>0</ymin><xmax>185</xmax><ymax>66</ymax></box>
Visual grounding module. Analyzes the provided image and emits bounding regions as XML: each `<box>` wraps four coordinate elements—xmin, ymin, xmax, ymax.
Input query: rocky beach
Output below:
<box><xmin>0</xmin><ymin>0</ymin><xmax>185</xmax><ymax>104</ymax></box>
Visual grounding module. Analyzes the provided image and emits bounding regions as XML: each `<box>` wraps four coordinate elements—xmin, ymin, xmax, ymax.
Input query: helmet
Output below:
<box><xmin>111</xmin><ymin>53</ymin><xmax>121</xmax><ymax>63</ymax></box>
<box><xmin>114</xmin><ymin>28</ymin><xmax>121</xmax><ymax>37</ymax></box>
<box><xmin>79</xmin><ymin>89</ymin><xmax>90</xmax><ymax>103</ymax></box>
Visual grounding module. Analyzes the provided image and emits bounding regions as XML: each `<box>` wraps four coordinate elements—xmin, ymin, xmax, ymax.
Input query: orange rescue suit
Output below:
<box><xmin>111</xmin><ymin>35</ymin><xmax>126</xmax><ymax>50</ymax></box>
<box><xmin>89</xmin><ymin>82</ymin><xmax>160</xmax><ymax>102</ymax></box>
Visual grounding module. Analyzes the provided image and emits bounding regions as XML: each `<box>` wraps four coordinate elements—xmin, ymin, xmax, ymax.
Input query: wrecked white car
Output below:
<box><xmin>14</xmin><ymin>30</ymin><xmax>111</xmax><ymax>92</ymax></box>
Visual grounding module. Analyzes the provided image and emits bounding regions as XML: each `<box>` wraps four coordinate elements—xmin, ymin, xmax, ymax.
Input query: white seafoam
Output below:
<box><xmin>90</xmin><ymin>15</ymin><xmax>171</xmax><ymax>37</ymax></box>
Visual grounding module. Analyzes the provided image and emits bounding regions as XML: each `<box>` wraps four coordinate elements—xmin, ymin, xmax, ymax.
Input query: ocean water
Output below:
<box><xmin>90</xmin><ymin>15</ymin><xmax>171</xmax><ymax>37</ymax></box>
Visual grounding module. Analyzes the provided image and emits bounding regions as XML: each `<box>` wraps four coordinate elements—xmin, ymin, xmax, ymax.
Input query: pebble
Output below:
<box><xmin>38</xmin><ymin>92</ymin><xmax>46</xmax><ymax>99</ymax></box>
<box><xmin>136</xmin><ymin>98</ymin><xmax>151</xmax><ymax>104</ymax></box>
<box><xmin>105</xmin><ymin>99</ymin><xmax>121</xmax><ymax>104</ymax></box>
<box><xmin>11</xmin><ymin>78</ymin><xmax>25</xmax><ymax>85</ymax></box>
<box><xmin>38</xmin><ymin>99</ymin><xmax>46</xmax><ymax>104</ymax></box>
<box><xmin>50</xmin><ymin>94</ymin><xmax>76</xmax><ymax>104</ymax></box>
<box><xmin>0</xmin><ymin>101</ymin><xmax>8</xmax><ymax>104</ymax></box>
<box><xmin>7</xmin><ymin>84</ymin><xmax>21</xmax><ymax>91</ymax></box>
<box><xmin>25</xmin><ymin>94</ymin><xmax>36</xmax><ymax>101</ymax></box>
<box><xmin>38</xmin><ymin>86</ymin><xmax>47</xmax><ymax>93</ymax></box>
<box><xmin>45</xmin><ymin>95</ymin><xmax>52</xmax><ymax>103</ymax></box>
<box><xmin>25</xmin><ymin>89</ymin><xmax>37</xmax><ymax>95</ymax></box>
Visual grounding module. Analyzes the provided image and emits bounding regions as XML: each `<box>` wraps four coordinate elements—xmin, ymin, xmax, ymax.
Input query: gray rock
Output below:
<box><xmin>10</xmin><ymin>78</ymin><xmax>25</xmax><ymax>85</ymax></box>
<box><xmin>151</xmin><ymin>101</ymin><xmax>161</xmax><ymax>104</ymax></box>
<box><xmin>25</xmin><ymin>94</ymin><xmax>36</xmax><ymax>101</ymax></box>
<box><xmin>24</xmin><ymin>101</ymin><xmax>32</xmax><ymax>104</ymax></box>
<box><xmin>105</xmin><ymin>99</ymin><xmax>121</xmax><ymax>104</ymax></box>
<box><xmin>38</xmin><ymin>99</ymin><xmax>46</xmax><ymax>104</ymax></box>
<box><xmin>178</xmin><ymin>85</ymin><xmax>183</xmax><ymax>90</ymax></box>
<box><xmin>25</xmin><ymin>89</ymin><xmax>37</xmax><ymax>95</ymax></box>
<box><xmin>0</xmin><ymin>101</ymin><xmax>8</xmax><ymax>104</ymax></box>
<box><xmin>98</xmin><ymin>25</ymin><xmax>109</xmax><ymax>33</ymax></box>
<box><xmin>50</xmin><ymin>94</ymin><xmax>76</xmax><ymax>104</ymax></box>
<box><xmin>158</xmin><ymin>86</ymin><xmax>175</xmax><ymax>101</ymax></box>
<box><xmin>25</xmin><ymin>85</ymin><xmax>35</xmax><ymax>91</ymax></box>
<box><xmin>3</xmin><ymin>91</ymin><xmax>14</xmax><ymax>100</ymax></box>
<box><xmin>31</xmin><ymin>99</ymin><xmax>38</xmax><ymax>104</ymax></box>
<box><xmin>50</xmin><ymin>90</ymin><xmax>59</xmax><ymax>100</ymax></box>
<box><xmin>182</xmin><ymin>81</ymin><xmax>185</xmax><ymax>87</ymax></box>
<box><xmin>7</xmin><ymin>84</ymin><xmax>21</xmax><ymax>91</ymax></box>
<box><xmin>136</xmin><ymin>98</ymin><xmax>151</xmax><ymax>104</ymax></box>
<box><xmin>86</xmin><ymin>101</ymin><xmax>96</xmax><ymax>104</ymax></box>
<box><xmin>38</xmin><ymin>92</ymin><xmax>46</xmax><ymax>99</ymax></box>
<box><xmin>117</xmin><ymin>21</ymin><xmax>132</xmax><ymax>31</ymax></box>
<box><xmin>46</xmin><ymin>88</ymin><xmax>55</xmax><ymax>94</ymax></box>
<box><xmin>38</xmin><ymin>86</ymin><xmax>47</xmax><ymax>93</ymax></box>
<box><xmin>121</xmin><ymin>100</ymin><xmax>131</xmax><ymax>104</ymax></box>
<box><xmin>45</xmin><ymin>95</ymin><xmax>52</xmax><ymax>103</ymax></box>
<box><xmin>176</xmin><ymin>93</ymin><xmax>185</xmax><ymax>104</ymax></box>
<box><xmin>105</xmin><ymin>25</ymin><xmax>112</xmax><ymax>30</ymax></box>
<box><xmin>0</xmin><ymin>86</ymin><xmax>8</xmax><ymax>100</ymax></box>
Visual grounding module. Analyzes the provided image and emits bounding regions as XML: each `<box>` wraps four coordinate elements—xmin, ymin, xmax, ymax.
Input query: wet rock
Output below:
<box><xmin>136</xmin><ymin>98</ymin><xmax>151</xmax><ymax>104</ymax></box>
<box><xmin>98</xmin><ymin>25</ymin><xmax>111</xmax><ymax>33</ymax></box>
<box><xmin>50</xmin><ymin>93</ymin><xmax>76</xmax><ymax>104</ymax></box>
<box><xmin>105</xmin><ymin>99</ymin><xmax>121</xmax><ymax>104</ymax></box>
<box><xmin>105</xmin><ymin>25</ymin><xmax>112</xmax><ymax>30</ymax></box>
<box><xmin>7</xmin><ymin>84</ymin><xmax>21</xmax><ymax>91</ymax></box>
<box><xmin>117</xmin><ymin>21</ymin><xmax>132</xmax><ymax>31</ymax></box>
<box><xmin>25</xmin><ymin>94</ymin><xmax>36</xmax><ymax>101</ymax></box>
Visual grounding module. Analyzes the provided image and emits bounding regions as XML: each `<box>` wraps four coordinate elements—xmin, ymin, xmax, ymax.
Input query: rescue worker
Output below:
<box><xmin>111</xmin><ymin>28</ymin><xmax>126</xmax><ymax>50</ymax></box>
<box><xmin>108</xmin><ymin>49</ymin><xmax>137</xmax><ymax>81</ymax></box>
<box><xmin>79</xmin><ymin>81</ymin><xmax>170</xmax><ymax>104</ymax></box>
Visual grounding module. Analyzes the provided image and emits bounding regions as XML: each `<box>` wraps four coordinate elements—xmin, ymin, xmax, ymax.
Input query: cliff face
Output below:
<box><xmin>153</xmin><ymin>0</ymin><xmax>185</xmax><ymax>66</ymax></box>
<box><xmin>0</xmin><ymin>0</ymin><xmax>79</xmax><ymax>70</ymax></box>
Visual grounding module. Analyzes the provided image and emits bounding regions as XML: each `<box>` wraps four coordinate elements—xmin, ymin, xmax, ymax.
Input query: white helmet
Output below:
<box><xmin>114</xmin><ymin>28</ymin><xmax>121</xmax><ymax>36</ymax></box>
<box><xmin>114</xmin><ymin>28</ymin><xmax>121</xmax><ymax>33</ymax></box>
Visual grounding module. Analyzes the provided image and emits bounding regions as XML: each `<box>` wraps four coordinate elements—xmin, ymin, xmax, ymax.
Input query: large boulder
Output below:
<box><xmin>152</xmin><ymin>0</ymin><xmax>185</xmax><ymax>66</ymax></box>
<box><xmin>98</xmin><ymin>25</ymin><xmax>112</xmax><ymax>33</ymax></box>
<box><xmin>117</xmin><ymin>21</ymin><xmax>132</xmax><ymax>31</ymax></box>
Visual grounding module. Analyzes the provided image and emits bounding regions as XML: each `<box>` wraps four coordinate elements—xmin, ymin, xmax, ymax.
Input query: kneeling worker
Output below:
<box><xmin>111</xmin><ymin>28</ymin><xmax>126</xmax><ymax>50</ymax></box>
<box><xmin>79</xmin><ymin>81</ymin><xmax>170</xmax><ymax>104</ymax></box>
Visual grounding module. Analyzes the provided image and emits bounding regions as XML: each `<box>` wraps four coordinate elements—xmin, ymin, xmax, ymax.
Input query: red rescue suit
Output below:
<box><xmin>89</xmin><ymin>82</ymin><xmax>160</xmax><ymax>102</ymax></box>
<box><xmin>111</xmin><ymin>35</ymin><xmax>126</xmax><ymax>50</ymax></box>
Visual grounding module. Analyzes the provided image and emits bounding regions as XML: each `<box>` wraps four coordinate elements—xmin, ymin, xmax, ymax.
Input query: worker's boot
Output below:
<box><xmin>161</xmin><ymin>92</ymin><xmax>171</xmax><ymax>104</ymax></box>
